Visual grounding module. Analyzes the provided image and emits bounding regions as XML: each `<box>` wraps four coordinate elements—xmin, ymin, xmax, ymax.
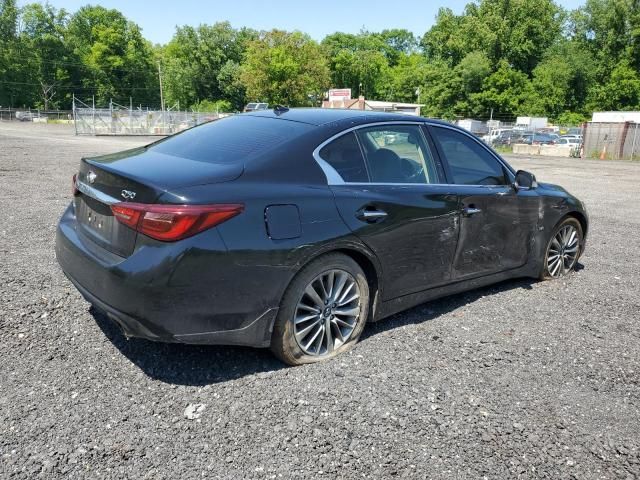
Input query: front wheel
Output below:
<box><xmin>541</xmin><ymin>217</ymin><xmax>583</xmax><ymax>279</ymax></box>
<box><xmin>270</xmin><ymin>253</ymin><xmax>370</xmax><ymax>366</ymax></box>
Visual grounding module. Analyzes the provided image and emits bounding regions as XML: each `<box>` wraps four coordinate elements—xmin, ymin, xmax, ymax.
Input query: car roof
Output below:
<box><xmin>241</xmin><ymin>107</ymin><xmax>447</xmax><ymax>127</ymax></box>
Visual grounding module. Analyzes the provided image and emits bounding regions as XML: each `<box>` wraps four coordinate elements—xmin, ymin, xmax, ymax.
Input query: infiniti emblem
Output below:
<box><xmin>121</xmin><ymin>189</ymin><xmax>137</xmax><ymax>200</ymax></box>
<box><xmin>87</xmin><ymin>171</ymin><xmax>97</xmax><ymax>184</ymax></box>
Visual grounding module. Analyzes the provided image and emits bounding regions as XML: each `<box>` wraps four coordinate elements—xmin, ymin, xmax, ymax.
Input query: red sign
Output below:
<box><xmin>328</xmin><ymin>89</ymin><xmax>352</xmax><ymax>101</ymax></box>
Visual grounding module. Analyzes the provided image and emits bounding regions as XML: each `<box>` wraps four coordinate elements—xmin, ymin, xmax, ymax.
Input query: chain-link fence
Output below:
<box><xmin>0</xmin><ymin>108</ymin><xmax>72</xmax><ymax>122</ymax></box>
<box><xmin>72</xmin><ymin>98</ymin><xmax>227</xmax><ymax>135</ymax></box>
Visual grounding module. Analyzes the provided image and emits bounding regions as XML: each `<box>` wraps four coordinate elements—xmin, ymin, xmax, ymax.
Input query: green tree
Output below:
<box><xmin>374</xmin><ymin>29</ymin><xmax>418</xmax><ymax>65</ymax></box>
<box><xmin>377</xmin><ymin>53</ymin><xmax>429</xmax><ymax>103</ymax></box>
<box><xmin>451</xmin><ymin>51</ymin><xmax>492</xmax><ymax>115</ymax></box>
<box><xmin>19</xmin><ymin>3</ymin><xmax>70</xmax><ymax>109</ymax></box>
<box><xmin>470</xmin><ymin>60</ymin><xmax>532</xmax><ymax>117</ymax></box>
<box><xmin>0</xmin><ymin>0</ymin><xmax>22</xmax><ymax>107</ymax></box>
<box><xmin>322</xmin><ymin>31</ymin><xmax>396</xmax><ymax>97</ymax></box>
<box><xmin>161</xmin><ymin>22</ymin><xmax>256</xmax><ymax>108</ymax></box>
<box><xmin>422</xmin><ymin>0</ymin><xmax>564</xmax><ymax>74</ymax></box>
<box><xmin>420</xmin><ymin>8</ymin><xmax>467</xmax><ymax>65</ymax></box>
<box><xmin>240</xmin><ymin>30</ymin><xmax>330</xmax><ymax>106</ymax></box>
<box><xmin>216</xmin><ymin>60</ymin><xmax>246</xmax><ymax>111</ymax></box>
<box><xmin>570</xmin><ymin>0</ymin><xmax>634</xmax><ymax>76</ymax></box>
<box><xmin>523</xmin><ymin>42</ymin><xmax>595</xmax><ymax>117</ymax></box>
<box><xmin>66</xmin><ymin>5</ymin><xmax>158</xmax><ymax>105</ymax></box>
<box><xmin>587</xmin><ymin>59</ymin><xmax>640</xmax><ymax>110</ymax></box>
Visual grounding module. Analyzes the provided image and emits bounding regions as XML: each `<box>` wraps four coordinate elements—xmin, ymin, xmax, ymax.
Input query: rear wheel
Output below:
<box><xmin>270</xmin><ymin>253</ymin><xmax>369</xmax><ymax>366</ymax></box>
<box><xmin>541</xmin><ymin>217</ymin><xmax>583</xmax><ymax>279</ymax></box>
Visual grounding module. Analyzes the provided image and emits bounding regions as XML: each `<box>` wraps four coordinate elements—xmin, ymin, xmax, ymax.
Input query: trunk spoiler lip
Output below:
<box><xmin>81</xmin><ymin>153</ymin><xmax>245</xmax><ymax>191</ymax></box>
<box><xmin>76</xmin><ymin>179</ymin><xmax>120</xmax><ymax>205</ymax></box>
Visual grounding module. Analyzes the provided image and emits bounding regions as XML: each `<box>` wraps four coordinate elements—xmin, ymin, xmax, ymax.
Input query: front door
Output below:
<box><xmin>317</xmin><ymin>123</ymin><xmax>460</xmax><ymax>300</ymax></box>
<box><xmin>428</xmin><ymin>125</ymin><xmax>539</xmax><ymax>279</ymax></box>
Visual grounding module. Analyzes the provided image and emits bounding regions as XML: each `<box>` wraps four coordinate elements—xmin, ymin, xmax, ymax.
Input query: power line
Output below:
<box><xmin>0</xmin><ymin>80</ymin><xmax>158</xmax><ymax>92</ymax></box>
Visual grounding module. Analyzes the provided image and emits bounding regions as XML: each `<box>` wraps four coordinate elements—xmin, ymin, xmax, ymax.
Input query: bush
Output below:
<box><xmin>555</xmin><ymin>112</ymin><xmax>588</xmax><ymax>127</ymax></box>
<box><xmin>191</xmin><ymin>99</ymin><xmax>233</xmax><ymax>113</ymax></box>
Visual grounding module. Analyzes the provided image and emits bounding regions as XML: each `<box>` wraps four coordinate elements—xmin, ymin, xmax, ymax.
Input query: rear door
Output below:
<box><xmin>428</xmin><ymin>124</ymin><xmax>539</xmax><ymax>279</ymax></box>
<box><xmin>317</xmin><ymin>123</ymin><xmax>460</xmax><ymax>300</ymax></box>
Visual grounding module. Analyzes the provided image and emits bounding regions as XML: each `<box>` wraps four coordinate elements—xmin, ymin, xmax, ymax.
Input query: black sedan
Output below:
<box><xmin>56</xmin><ymin>108</ymin><xmax>588</xmax><ymax>365</ymax></box>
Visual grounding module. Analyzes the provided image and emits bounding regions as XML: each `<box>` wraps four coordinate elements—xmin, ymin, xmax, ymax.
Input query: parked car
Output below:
<box><xmin>243</xmin><ymin>102</ymin><xmax>269</xmax><ymax>112</ymax></box>
<box><xmin>557</xmin><ymin>137</ymin><xmax>581</xmax><ymax>146</ymax></box>
<box><xmin>483</xmin><ymin>128</ymin><xmax>513</xmax><ymax>145</ymax></box>
<box><xmin>562</xmin><ymin>134</ymin><xmax>583</xmax><ymax>142</ymax></box>
<box><xmin>56</xmin><ymin>109</ymin><xmax>588</xmax><ymax>365</ymax></box>
<box><xmin>514</xmin><ymin>133</ymin><xmax>556</xmax><ymax>145</ymax></box>
<box><xmin>15</xmin><ymin>111</ymin><xmax>38</xmax><ymax>122</ymax></box>
<box><xmin>492</xmin><ymin>130</ymin><xmax>518</xmax><ymax>146</ymax></box>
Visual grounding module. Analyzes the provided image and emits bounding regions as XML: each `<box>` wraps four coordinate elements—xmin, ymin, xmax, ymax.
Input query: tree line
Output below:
<box><xmin>1</xmin><ymin>0</ymin><xmax>639</xmax><ymax>123</ymax></box>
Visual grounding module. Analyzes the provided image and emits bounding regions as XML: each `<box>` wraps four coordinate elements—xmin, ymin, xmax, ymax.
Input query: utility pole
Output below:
<box><xmin>157</xmin><ymin>61</ymin><xmax>165</xmax><ymax>113</ymax></box>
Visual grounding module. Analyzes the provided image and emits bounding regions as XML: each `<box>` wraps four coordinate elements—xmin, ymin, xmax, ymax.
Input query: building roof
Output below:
<box><xmin>365</xmin><ymin>100</ymin><xmax>425</xmax><ymax>108</ymax></box>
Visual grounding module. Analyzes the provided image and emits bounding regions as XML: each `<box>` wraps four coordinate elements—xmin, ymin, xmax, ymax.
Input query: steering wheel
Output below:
<box><xmin>401</xmin><ymin>158</ymin><xmax>425</xmax><ymax>182</ymax></box>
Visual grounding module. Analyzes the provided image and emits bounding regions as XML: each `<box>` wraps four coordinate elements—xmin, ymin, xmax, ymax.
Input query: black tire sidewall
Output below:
<box><xmin>541</xmin><ymin>217</ymin><xmax>583</xmax><ymax>280</ymax></box>
<box><xmin>270</xmin><ymin>254</ymin><xmax>370</xmax><ymax>365</ymax></box>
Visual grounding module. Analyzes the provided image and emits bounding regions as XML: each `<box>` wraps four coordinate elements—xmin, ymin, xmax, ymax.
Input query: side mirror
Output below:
<box><xmin>513</xmin><ymin>170</ymin><xmax>538</xmax><ymax>191</ymax></box>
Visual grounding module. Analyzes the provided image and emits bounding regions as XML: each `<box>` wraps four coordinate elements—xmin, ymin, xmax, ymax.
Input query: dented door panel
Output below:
<box><xmin>453</xmin><ymin>185</ymin><xmax>540</xmax><ymax>279</ymax></box>
<box><xmin>331</xmin><ymin>184</ymin><xmax>460</xmax><ymax>300</ymax></box>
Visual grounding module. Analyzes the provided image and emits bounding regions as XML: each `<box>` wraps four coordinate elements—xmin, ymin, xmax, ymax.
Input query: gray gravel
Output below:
<box><xmin>1</xmin><ymin>122</ymin><xmax>639</xmax><ymax>479</ymax></box>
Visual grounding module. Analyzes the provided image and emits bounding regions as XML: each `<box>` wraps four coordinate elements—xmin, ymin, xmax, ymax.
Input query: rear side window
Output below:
<box><xmin>318</xmin><ymin>132</ymin><xmax>368</xmax><ymax>182</ymax></box>
<box><xmin>356</xmin><ymin>125</ymin><xmax>439</xmax><ymax>184</ymax></box>
<box><xmin>150</xmin><ymin>115</ymin><xmax>312</xmax><ymax>164</ymax></box>
<box><xmin>431</xmin><ymin>126</ymin><xmax>509</xmax><ymax>185</ymax></box>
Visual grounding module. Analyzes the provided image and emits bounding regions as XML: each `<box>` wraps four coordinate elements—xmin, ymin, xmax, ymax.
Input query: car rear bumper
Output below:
<box><xmin>55</xmin><ymin>203</ymin><xmax>279</xmax><ymax>347</ymax></box>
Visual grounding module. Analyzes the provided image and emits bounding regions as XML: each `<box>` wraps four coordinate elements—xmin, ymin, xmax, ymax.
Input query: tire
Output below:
<box><xmin>540</xmin><ymin>216</ymin><xmax>583</xmax><ymax>280</ymax></box>
<box><xmin>270</xmin><ymin>253</ymin><xmax>370</xmax><ymax>366</ymax></box>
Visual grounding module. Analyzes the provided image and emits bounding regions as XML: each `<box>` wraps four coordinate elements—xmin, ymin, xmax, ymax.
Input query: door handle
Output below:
<box><xmin>462</xmin><ymin>206</ymin><xmax>482</xmax><ymax>216</ymax></box>
<box><xmin>356</xmin><ymin>208</ymin><xmax>388</xmax><ymax>223</ymax></box>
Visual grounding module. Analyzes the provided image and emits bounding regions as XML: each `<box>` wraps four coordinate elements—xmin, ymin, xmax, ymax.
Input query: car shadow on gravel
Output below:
<box><xmin>363</xmin><ymin>263</ymin><xmax>585</xmax><ymax>341</ymax></box>
<box><xmin>360</xmin><ymin>277</ymin><xmax>540</xmax><ymax>341</ymax></box>
<box><xmin>91</xmin><ymin>268</ymin><xmax>582</xmax><ymax>386</ymax></box>
<box><xmin>91</xmin><ymin>308</ymin><xmax>284</xmax><ymax>386</ymax></box>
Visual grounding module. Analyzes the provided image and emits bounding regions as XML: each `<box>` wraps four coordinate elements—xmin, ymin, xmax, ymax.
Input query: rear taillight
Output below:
<box><xmin>72</xmin><ymin>174</ymin><xmax>79</xmax><ymax>196</ymax></box>
<box><xmin>110</xmin><ymin>203</ymin><xmax>244</xmax><ymax>242</ymax></box>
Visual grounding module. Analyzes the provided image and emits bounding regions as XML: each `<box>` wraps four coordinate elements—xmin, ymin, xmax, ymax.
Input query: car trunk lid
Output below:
<box><xmin>74</xmin><ymin>148</ymin><xmax>243</xmax><ymax>257</ymax></box>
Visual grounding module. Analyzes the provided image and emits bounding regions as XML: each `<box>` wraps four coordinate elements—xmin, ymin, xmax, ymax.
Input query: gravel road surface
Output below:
<box><xmin>1</xmin><ymin>122</ymin><xmax>639</xmax><ymax>479</ymax></box>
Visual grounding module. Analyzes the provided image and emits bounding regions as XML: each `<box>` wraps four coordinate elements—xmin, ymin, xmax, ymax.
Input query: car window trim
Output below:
<box><xmin>426</xmin><ymin>123</ymin><xmax>516</xmax><ymax>186</ymax></box>
<box><xmin>313</xmin><ymin>121</ymin><xmax>515</xmax><ymax>187</ymax></box>
<box><xmin>353</xmin><ymin>123</ymin><xmax>439</xmax><ymax>185</ymax></box>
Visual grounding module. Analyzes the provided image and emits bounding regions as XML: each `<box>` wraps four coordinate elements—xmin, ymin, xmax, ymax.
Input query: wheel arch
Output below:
<box><xmin>334</xmin><ymin>248</ymin><xmax>380</xmax><ymax>318</ymax></box>
<box><xmin>566</xmin><ymin>211</ymin><xmax>588</xmax><ymax>239</ymax></box>
<box><xmin>292</xmin><ymin>242</ymin><xmax>384</xmax><ymax>322</ymax></box>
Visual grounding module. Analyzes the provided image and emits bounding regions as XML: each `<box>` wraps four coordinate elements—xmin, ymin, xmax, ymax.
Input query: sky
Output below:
<box><xmin>25</xmin><ymin>0</ymin><xmax>586</xmax><ymax>45</ymax></box>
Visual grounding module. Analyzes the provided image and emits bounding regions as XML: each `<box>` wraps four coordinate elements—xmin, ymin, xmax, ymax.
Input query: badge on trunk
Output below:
<box><xmin>87</xmin><ymin>171</ymin><xmax>97</xmax><ymax>184</ymax></box>
<box><xmin>121</xmin><ymin>189</ymin><xmax>136</xmax><ymax>200</ymax></box>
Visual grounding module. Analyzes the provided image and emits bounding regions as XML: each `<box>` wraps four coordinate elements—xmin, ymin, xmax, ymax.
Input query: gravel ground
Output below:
<box><xmin>1</xmin><ymin>122</ymin><xmax>639</xmax><ymax>479</ymax></box>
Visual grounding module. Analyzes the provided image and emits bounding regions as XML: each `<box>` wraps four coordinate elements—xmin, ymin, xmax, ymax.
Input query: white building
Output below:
<box><xmin>322</xmin><ymin>95</ymin><xmax>424</xmax><ymax>116</ymax></box>
<box><xmin>592</xmin><ymin>111</ymin><xmax>640</xmax><ymax>123</ymax></box>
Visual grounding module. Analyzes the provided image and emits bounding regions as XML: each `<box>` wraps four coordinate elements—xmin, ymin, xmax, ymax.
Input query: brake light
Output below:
<box><xmin>111</xmin><ymin>204</ymin><xmax>143</xmax><ymax>228</ymax></box>
<box><xmin>110</xmin><ymin>203</ymin><xmax>244</xmax><ymax>241</ymax></box>
<box><xmin>72</xmin><ymin>174</ymin><xmax>79</xmax><ymax>196</ymax></box>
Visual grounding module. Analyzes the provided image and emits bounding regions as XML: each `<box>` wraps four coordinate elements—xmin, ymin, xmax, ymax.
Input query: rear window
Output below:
<box><xmin>150</xmin><ymin>115</ymin><xmax>311</xmax><ymax>164</ymax></box>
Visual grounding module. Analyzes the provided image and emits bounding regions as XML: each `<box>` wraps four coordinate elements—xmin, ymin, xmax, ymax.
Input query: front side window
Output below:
<box><xmin>355</xmin><ymin>125</ymin><xmax>439</xmax><ymax>184</ymax></box>
<box><xmin>431</xmin><ymin>126</ymin><xmax>509</xmax><ymax>185</ymax></box>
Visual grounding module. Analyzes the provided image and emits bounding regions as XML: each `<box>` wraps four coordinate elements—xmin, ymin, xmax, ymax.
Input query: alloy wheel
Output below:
<box><xmin>547</xmin><ymin>224</ymin><xmax>580</xmax><ymax>277</ymax></box>
<box><xmin>293</xmin><ymin>269</ymin><xmax>361</xmax><ymax>356</ymax></box>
